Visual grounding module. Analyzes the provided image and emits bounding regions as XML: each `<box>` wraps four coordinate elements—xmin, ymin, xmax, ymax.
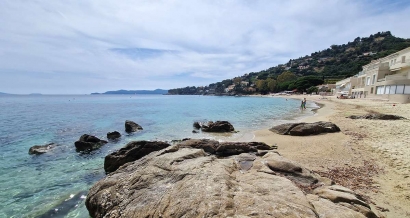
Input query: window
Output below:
<box><xmin>390</xmin><ymin>85</ymin><xmax>396</xmax><ymax>94</ymax></box>
<box><xmin>396</xmin><ymin>85</ymin><xmax>404</xmax><ymax>94</ymax></box>
<box><xmin>366</xmin><ymin>77</ymin><xmax>370</xmax><ymax>86</ymax></box>
<box><xmin>372</xmin><ymin>74</ymin><xmax>376</xmax><ymax>84</ymax></box>
<box><xmin>376</xmin><ymin>86</ymin><xmax>384</xmax><ymax>95</ymax></box>
<box><xmin>385</xmin><ymin>86</ymin><xmax>390</xmax><ymax>94</ymax></box>
<box><xmin>404</xmin><ymin>85</ymin><xmax>410</xmax><ymax>94</ymax></box>
<box><xmin>371</xmin><ymin>87</ymin><xmax>374</xmax><ymax>94</ymax></box>
<box><xmin>402</xmin><ymin>56</ymin><xmax>406</xmax><ymax>63</ymax></box>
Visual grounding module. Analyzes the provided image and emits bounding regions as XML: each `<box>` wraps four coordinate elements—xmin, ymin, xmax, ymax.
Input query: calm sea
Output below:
<box><xmin>0</xmin><ymin>94</ymin><xmax>316</xmax><ymax>217</ymax></box>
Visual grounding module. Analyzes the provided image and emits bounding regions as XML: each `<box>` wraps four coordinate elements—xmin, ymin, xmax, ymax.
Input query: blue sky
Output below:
<box><xmin>1</xmin><ymin>0</ymin><xmax>410</xmax><ymax>94</ymax></box>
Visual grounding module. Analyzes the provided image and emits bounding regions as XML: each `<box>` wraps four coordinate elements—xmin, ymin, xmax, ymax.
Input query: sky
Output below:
<box><xmin>1</xmin><ymin>0</ymin><xmax>410</xmax><ymax>94</ymax></box>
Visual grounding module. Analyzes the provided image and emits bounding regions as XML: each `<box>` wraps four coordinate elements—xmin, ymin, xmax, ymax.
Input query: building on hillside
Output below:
<box><xmin>316</xmin><ymin>84</ymin><xmax>336</xmax><ymax>92</ymax></box>
<box><xmin>244</xmin><ymin>87</ymin><xmax>256</xmax><ymax>92</ymax></box>
<box><xmin>362</xmin><ymin>52</ymin><xmax>377</xmax><ymax>56</ymax></box>
<box><xmin>224</xmin><ymin>85</ymin><xmax>235</xmax><ymax>93</ymax></box>
<box><xmin>350</xmin><ymin>46</ymin><xmax>410</xmax><ymax>103</ymax></box>
<box><xmin>240</xmin><ymin>81</ymin><xmax>249</xmax><ymax>86</ymax></box>
<box><xmin>335</xmin><ymin>47</ymin><xmax>410</xmax><ymax>102</ymax></box>
<box><xmin>335</xmin><ymin>77</ymin><xmax>358</xmax><ymax>96</ymax></box>
<box><xmin>350</xmin><ymin>71</ymin><xmax>367</xmax><ymax>98</ymax></box>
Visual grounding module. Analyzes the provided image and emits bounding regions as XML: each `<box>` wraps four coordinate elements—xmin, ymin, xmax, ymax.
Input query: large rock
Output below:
<box><xmin>270</xmin><ymin>121</ymin><xmax>341</xmax><ymax>136</ymax></box>
<box><xmin>348</xmin><ymin>113</ymin><xmax>406</xmax><ymax>120</ymax></box>
<box><xmin>125</xmin><ymin>120</ymin><xmax>143</xmax><ymax>133</ymax></box>
<box><xmin>201</xmin><ymin>121</ymin><xmax>235</xmax><ymax>132</ymax></box>
<box><xmin>74</xmin><ymin>134</ymin><xmax>107</xmax><ymax>152</ymax></box>
<box><xmin>86</xmin><ymin>139</ymin><xmax>378</xmax><ymax>218</ymax></box>
<box><xmin>269</xmin><ymin>123</ymin><xmax>301</xmax><ymax>135</ymax></box>
<box><xmin>107</xmin><ymin>131</ymin><xmax>121</xmax><ymax>140</ymax></box>
<box><xmin>193</xmin><ymin>121</ymin><xmax>201</xmax><ymax>129</ymax></box>
<box><xmin>28</xmin><ymin>143</ymin><xmax>56</xmax><ymax>155</ymax></box>
<box><xmin>104</xmin><ymin>141</ymin><xmax>171</xmax><ymax>173</ymax></box>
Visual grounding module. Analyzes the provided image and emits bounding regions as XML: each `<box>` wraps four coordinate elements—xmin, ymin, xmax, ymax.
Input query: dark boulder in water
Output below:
<box><xmin>193</xmin><ymin>121</ymin><xmax>201</xmax><ymax>129</ymax></box>
<box><xmin>201</xmin><ymin>121</ymin><xmax>235</xmax><ymax>132</ymax></box>
<box><xmin>28</xmin><ymin>143</ymin><xmax>56</xmax><ymax>155</ymax></box>
<box><xmin>104</xmin><ymin>140</ymin><xmax>171</xmax><ymax>173</ymax></box>
<box><xmin>74</xmin><ymin>134</ymin><xmax>107</xmax><ymax>152</ymax></box>
<box><xmin>125</xmin><ymin>120</ymin><xmax>143</xmax><ymax>133</ymax></box>
<box><xmin>107</xmin><ymin>131</ymin><xmax>121</xmax><ymax>140</ymax></box>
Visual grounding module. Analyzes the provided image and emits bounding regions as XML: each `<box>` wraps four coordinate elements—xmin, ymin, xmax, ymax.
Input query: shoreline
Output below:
<box><xmin>252</xmin><ymin>94</ymin><xmax>410</xmax><ymax>217</ymax></box>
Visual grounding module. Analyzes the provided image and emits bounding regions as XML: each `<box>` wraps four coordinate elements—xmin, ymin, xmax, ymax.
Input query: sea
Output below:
<box><xmin>0</xmin><ymin>94</ymin><xmax>317</xmax><ymax>218</ymax></box>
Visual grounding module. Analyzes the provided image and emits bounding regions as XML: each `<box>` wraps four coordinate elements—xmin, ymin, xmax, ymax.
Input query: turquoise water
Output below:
<box><xmin>0</xmin><ymin>95</ymin><xmax>314</xmax><ymax>217</ymax></box>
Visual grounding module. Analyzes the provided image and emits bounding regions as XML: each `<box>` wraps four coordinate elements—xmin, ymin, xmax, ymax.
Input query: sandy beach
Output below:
<box><xmin>254</xmin><ymin>95</ymin><xmax>410</xmax><ymax>217</ymax></box>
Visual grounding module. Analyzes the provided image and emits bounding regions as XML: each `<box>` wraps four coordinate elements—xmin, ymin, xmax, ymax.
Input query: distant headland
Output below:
<box><xmin>91</xmin><ymin>89</ymin><xmax>168</xmax><ymax>95</ymax></box>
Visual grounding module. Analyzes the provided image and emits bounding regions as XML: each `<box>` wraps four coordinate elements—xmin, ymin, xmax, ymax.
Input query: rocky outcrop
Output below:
<box><xmin>347</xmin><ymin>113</ymin><xmax>406</xmax><ymax>120</ymax></box>
<box><xmin>74</xmin><ymin>134</ymin><xmax>107</xmax><ymax>152</ymax></box>
<box><xmin>193</xmin><ymin>121</ymin><xmax>201</xmax><ymax>129</ymax></box>
<box><xmin>107</xmin><ymin>131</ymin><xmax>121</xmax><ymax>140</ymax></box>
<box><xmin>270</xmin><ymin>121</ymin><xmax>341</xmax><ymax>136</ymax></box>
<box><xmin>86</xmin><ymin>139</ymin><xmax>378</xmax><ymax>218</ymax></box>
<box><xmin>104</xmin><ymin>141</ymin><xmax>171</xmax><ymax>173</ymax></box>
<box><xmin>125</xmin><ymin>120</ymin><xmax>143</xmax><ymax>133</ymax></box>
<box><xmin>201</xmin><ymin>121</ymin><xmax>235</xmax><ymax>132</ymax></box>
<box><xmin>28</xmin><ymin>143</ymin><xmax>56</xmax><ymax>155</ymax></box>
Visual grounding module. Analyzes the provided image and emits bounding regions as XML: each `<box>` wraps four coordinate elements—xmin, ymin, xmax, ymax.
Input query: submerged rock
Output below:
<box><xmin>347</xmin><ymin>113</ymin><xmax>406</xmax><ymax>120</ymax></box>
<box><xmin>201</xmin><ymin>120</ymin><xmax>235</xmax><ymax>132</ymax></box>
<box><xmin>37</xmin><ymin>191</ymin><xmax>87</xmax><ymax>218</ymax></box>
<box><xmin>125</xmin><ymin>120</ymin><xmax>143</xmax><ymax>133</ymax></box>
<box><xmin>74</xmin><ymin>134</ymin><xmax>107</xmax><ymax>152</ymax></box>
<box><xmin>107</xmin><ymin>131</ymin><xmax>121</xmax><ymax>140</ymax></box>
<box><xmin>270</xmin><ymin>121</ymin><xmax>341</xmax><ymax>136</ymax></box>
<box><xmin>28</xmin><ymin>143</ymin><xmax>56</xmax><ymax>155</ymax></box>
<box><xmin>86</xmin><ymin>139</ymin><xmax>377</xmax><ymax>218</ymax></box>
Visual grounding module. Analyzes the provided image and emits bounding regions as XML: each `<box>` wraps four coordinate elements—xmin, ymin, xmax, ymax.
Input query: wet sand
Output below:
<box><xmin>254</xmin><ymin>95</ymin><xmax>410</xmax><ymax>217</ymax></box>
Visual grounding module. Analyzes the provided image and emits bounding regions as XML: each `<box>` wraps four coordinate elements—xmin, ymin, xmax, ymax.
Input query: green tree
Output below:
<box><xmin>266</xmin><ymin>78</ymin><xmax>277</xmax><ymax>92</ymax></box>
<box><xmin>277</xmin><ymin>71</ymin><xmax>297</xmax><ymax>83</ymax></box>
<box><xmin>233</xmin><ymin>77</ymin><xmax>242</xmax><ymax>85</ymax></box>
<box><xmin>255</xmin><ymin>79</ymin><xmax>269</xmax><ymax>94</ymax></box>
<box><xmin>307</xmin><ymin>86</ymin><xmax>319</xmax><ymax>94</ymax></box>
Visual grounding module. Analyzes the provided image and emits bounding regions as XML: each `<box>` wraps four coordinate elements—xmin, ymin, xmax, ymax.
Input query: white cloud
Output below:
<box><xmin>0</xmin><ymin>0</ymin><xmax>409</xmax><ymax>94</ymax></box>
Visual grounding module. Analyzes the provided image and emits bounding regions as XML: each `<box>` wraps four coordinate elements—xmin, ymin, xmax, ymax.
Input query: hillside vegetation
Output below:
<box><xmin>168</xmin><ymin>31</ymin><xmax>410</xmax><ymax>95</ymax></box>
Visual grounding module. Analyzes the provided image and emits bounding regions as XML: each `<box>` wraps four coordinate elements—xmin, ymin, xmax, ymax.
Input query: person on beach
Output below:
<box><xmin>300</xmin><ymin>98</ymin><xmax>307</xmax><ymax>110</ymax></box>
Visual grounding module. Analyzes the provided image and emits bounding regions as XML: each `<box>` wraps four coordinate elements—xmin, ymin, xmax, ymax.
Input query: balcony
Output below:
<box><xmin>385</xmin><ymin>74</ymin><xmax>408</xmax><ymax>81</ymax></box>
<box><xmin>390</xmin><ymin>59</ymin><xmax>410</xmax><ymax>71</ymax></box>
<box><xmin>352</xmin><ymin>84</ymin><xmax>365</xmax><ymax>89</ymax></box>
<box><xmin>377</xmin><ymin>74</ymin><xmax>408</xmax><ymax>82</ymax></box>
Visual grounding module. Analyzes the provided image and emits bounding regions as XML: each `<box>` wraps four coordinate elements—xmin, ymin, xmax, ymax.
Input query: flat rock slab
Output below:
<box><xmin>104</xmin><ymin>140</ymin><xmax>170</xmax><ymax>173</ymax></box>
<box><xmin>29</xmin><ymin>143</ymin><xmax>56</xmax><ymax>155</ymax></box>
<box><xmin>347</xmin><ymin>113</ymin><xmax>406</xmax><ymax>120</ymax></box>
<box><xmin>270</xmin><ymin>121</ymin><xmax>341</xmax><ymax>136</ymax></box>
<box><xmin>86</xmin><ymin>139</ymin><xmax>378</xmax><ymax>218</ymax></box>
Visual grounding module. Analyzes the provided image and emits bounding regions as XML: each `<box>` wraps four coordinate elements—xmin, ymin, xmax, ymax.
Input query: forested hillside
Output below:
<box><xmin>168</xmin><ymin>31</ymin><xmax>410</xmax><ymax>95</ymax></box>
